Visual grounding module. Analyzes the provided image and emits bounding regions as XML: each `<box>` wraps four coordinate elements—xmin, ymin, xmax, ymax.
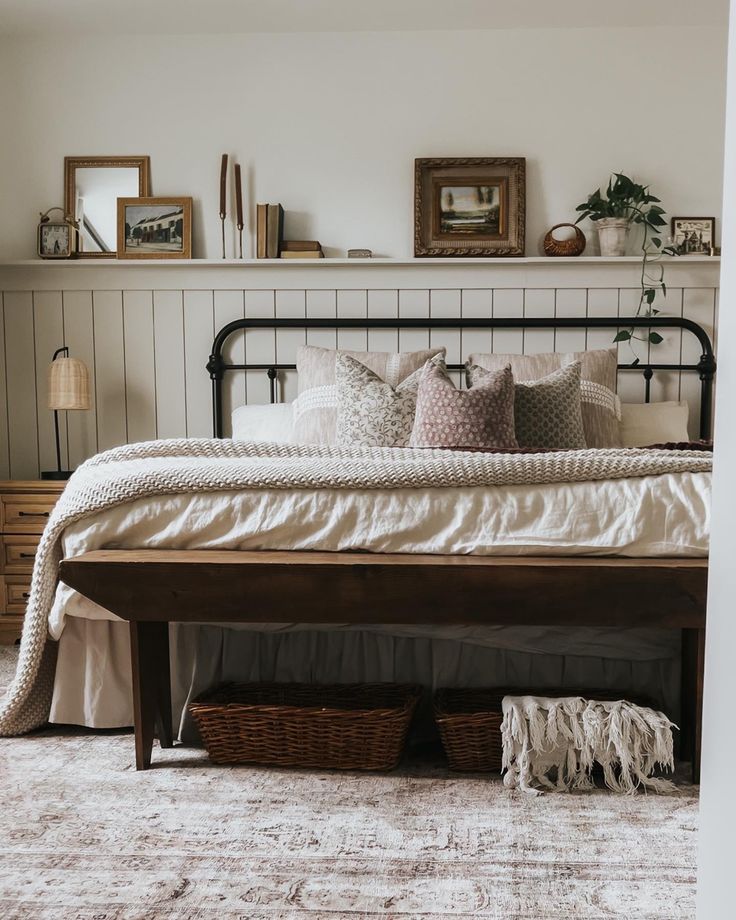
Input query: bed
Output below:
<box><xmin>3</xmin><ymin>314</ymin><xmax>715</xmax><ymax>775</ymax></box>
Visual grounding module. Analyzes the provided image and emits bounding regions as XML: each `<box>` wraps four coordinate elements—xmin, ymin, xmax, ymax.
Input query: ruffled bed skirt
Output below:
<box><xmin>49</xmin><ymin>618</ymin><xmax>681</xmax><ymax>744</ymax></box>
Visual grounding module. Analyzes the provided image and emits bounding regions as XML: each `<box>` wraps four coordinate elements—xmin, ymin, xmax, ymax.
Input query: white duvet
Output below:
<box><xmin>51</xmin><ymin>471</ymin><xmax>710</xmax><ymax>638</ymax></box>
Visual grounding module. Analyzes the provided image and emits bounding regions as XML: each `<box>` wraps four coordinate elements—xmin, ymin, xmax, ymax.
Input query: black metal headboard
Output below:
<box><xmin>207</xmin><ymin>316</ymin><xmax>717</xmax><ymax>440</ymax></box>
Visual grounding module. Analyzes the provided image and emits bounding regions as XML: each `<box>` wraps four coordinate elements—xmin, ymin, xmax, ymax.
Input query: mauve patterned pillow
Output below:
<box><xmin>467</xmin><ymin>361</ymin><xmax>586</xmax><ymax>449</ymax></box>
<box><xmin>409</xmin><ymin>361</ymin><xmax>517</xmax><ymax>449</ymax></box>
<box><xmin>335</xmin><ymin>353</ymin><xmax>441</xmax><ymax>447</ymax></box>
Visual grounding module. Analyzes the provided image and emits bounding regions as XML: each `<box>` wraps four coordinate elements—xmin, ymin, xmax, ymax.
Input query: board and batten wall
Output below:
<box><xmin>0</xmin><ymin>260</ymin><xmax>719</xmax><ymax>480</ymax></box>
<box><xmin>0</xmin><ymin>26</ymin><xmax>726</xmax><ymax>260</ymax></box>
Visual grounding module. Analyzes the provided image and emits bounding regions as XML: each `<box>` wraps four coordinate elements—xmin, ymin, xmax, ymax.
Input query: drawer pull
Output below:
<box><xmin>18</xmin><ymin>511</ymin><xmax>50</xmax><ymax>518</ymax></box>
<box><xmin>19</xmin><ymin>552</ymin><xmax>36</xmax><ymax>559</ymax></box>
<box><xmin>22</xmin><ymin>592</ymin><xmax>30</xmax><ymax>599</ymax></box>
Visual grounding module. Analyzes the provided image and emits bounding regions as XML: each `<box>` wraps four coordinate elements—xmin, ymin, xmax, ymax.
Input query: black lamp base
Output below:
<box><xmin>41</xmin><ymin>470</ymin><xmax>72</xmax><ymax>480</ymax></box>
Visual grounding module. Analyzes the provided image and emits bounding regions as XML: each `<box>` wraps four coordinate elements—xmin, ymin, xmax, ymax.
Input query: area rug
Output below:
<box><xmin>0</xmin><ymin>647</ymin><xmax>698</xmax><ymax>919</ymax></box>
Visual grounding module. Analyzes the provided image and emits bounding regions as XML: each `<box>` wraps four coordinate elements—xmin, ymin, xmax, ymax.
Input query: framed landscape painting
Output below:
<box><xmin>414</xmin><ymin>157</ymin><xmax>526</xmax><ymax>257</ymax></box>
<box><xmin>117</xmin><ymin>196</ymin><xmax>193</xmax><ymax>259</ymax></box>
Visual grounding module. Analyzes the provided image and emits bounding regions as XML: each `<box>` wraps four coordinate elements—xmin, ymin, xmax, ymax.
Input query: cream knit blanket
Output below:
<box><xmin>0</xmin><ymin>438</ymin><xmax>712</xmax><ymax>736</ymax></box>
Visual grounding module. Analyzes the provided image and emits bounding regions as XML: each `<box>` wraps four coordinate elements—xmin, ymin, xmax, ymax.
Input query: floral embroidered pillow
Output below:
<box><xmin>466</xmin><ymin>361</ymin><xmax>586</xmax><ymax>449</ymax></box>
<box><xmin>409</xmin><ymin>360</ymin><xmax>517</xmax><ymax>449</ymax></box>
<box><xmin>335</xmin><ymin>353</ymin><xmax>442</xmax><ymax>447</ymax></box>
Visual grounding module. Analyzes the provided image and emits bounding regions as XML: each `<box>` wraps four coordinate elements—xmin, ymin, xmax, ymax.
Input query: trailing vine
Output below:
<box><xmin>575</xmin><ymin>173</ymin><xmax>676</xmax><ymax>363</ymax></box>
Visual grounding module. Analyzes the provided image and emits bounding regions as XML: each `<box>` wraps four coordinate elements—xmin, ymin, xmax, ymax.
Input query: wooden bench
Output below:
<box><xmin>59</xmin><ymin>550</ymin><xmax>707</xmax><ymax>777</ymax></box>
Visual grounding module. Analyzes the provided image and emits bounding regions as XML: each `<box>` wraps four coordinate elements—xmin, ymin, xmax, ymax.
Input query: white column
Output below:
<box><xmin>697</xmin><ymin>2</ymin><xmax>736</xmax><ymax>916</ymax></box>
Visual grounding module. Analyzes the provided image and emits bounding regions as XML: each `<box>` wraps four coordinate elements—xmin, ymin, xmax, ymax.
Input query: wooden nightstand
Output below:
<box><xmin>0</xmin><ymin>481</ymin><xmax>65</xmax><ymax>644</ymax></box>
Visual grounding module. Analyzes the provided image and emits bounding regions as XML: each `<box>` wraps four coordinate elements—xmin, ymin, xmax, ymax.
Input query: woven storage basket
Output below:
<box><xmin>189</xmin><ymin>682</ymin><xmax>422</xmax><ymax>770</ymax></box>
<box><xmin>434</xmin><ymin>687</ymin><xmax>652</xmax><ymax>773</ymax></box>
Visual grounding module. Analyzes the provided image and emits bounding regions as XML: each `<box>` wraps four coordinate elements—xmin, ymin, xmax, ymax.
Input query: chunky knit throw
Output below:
<box><xmin>0</xmin><ymin>438</ymin><xmax>712</xmax><ymax>737</ymax></box>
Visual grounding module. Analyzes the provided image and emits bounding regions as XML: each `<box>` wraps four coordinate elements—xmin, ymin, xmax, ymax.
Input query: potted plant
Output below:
<box><xmin>575</xmin><ymin>173</ymin><xmax>676</xmax><ymax>356</ymax></box>
<box><xmin>575</xmin><ymin>173</ymin><xmax>667</xmax><ymax>257</ymax></box>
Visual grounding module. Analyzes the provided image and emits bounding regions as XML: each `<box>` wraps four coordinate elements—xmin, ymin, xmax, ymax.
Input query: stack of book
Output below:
<box><xmin>280</xmin><ymin>241</ymin><xmax>324</xmax><ymax>260</ymax></box>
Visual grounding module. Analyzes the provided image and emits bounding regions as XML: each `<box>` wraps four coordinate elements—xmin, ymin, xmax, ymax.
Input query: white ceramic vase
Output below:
<box><xmin>594</xmin><ymin>217</ymin><xmax>630</xmax><ymax>257</ymax></box>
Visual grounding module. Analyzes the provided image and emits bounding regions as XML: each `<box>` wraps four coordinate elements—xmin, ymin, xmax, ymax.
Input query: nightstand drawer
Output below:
<box><xmin>1</xmin><ymin>535</ymin><xmax>41</xmax><ymax>574</ymax></box>
<box><xmin>1</xmin><ymin>495</ymin><xmax>56</xmax><ymax>533</ymax></box>
<box><xmin>0</xmin><ymin>576</ymin><xmax>32</xmax><ymax>614</ymax></box>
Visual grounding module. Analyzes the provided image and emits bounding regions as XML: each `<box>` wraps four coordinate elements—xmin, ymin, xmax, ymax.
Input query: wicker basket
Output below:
<box><xmin>434</xmin><ymin>687</ymin><xmax>651</xmax><ymax>773</ymax></box>
<box><xmin>189</xmin><ymin>682</ymin><xmax>422</xmax><ymax>770</ymax></box>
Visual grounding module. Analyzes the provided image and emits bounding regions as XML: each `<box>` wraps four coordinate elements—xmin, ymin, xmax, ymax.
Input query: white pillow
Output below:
<box><xmin>231</xmin><ymin>403</ymin><xmax>294</xmax><ymax>443</ymax></box>
<box><xmin>619</xmin><ymin>401</ymin><xmax>690</xmax><ymax>447</ymax></box>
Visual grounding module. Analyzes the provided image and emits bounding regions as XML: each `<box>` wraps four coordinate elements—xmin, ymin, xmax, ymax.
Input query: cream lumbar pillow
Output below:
<box><xmin>293</xmin><ymin>344</ymin><xmax>446</xmax><ymax>444</ymax></box>
<box><xmin>619</xmin><ymin>401</ymin><xmax>690</xmax><ymax>447</ymax></box>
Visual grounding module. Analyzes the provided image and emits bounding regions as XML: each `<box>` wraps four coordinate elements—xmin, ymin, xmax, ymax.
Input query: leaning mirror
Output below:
<box><xmin>64</xmin><ymin>156</ymin><xmax>150</xmax><ymax>257</ymax></box>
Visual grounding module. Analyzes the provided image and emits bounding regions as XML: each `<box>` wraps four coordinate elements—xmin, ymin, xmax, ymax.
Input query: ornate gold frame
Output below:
<box><xmin>414</xmin><ymin>157</ymin><xmax>526</xmax><ymax>257</ymax></box>
<box><xmin>64</xmin><ymin>156</ymin><xmax>151</xmax><ymax>258</ymax></box>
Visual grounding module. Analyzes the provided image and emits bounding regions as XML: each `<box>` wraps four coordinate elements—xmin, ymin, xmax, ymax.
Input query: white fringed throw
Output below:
<box><xmin>0</xmin><ymin>438</ymin><xmax>710</xmax><ymax>737</ymax></box>
<box><xmin>501</xmin><ymin>695</ymin><xmax>676</xmax><ymax>795</ymax></box>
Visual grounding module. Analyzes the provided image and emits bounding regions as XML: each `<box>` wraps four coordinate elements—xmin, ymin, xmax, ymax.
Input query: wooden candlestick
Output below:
<box><xmin>219</xmin><ymin>153</ymin><xmax>228</xmax><ymax>259</ymax></box>
<box><xmin>234</xmin><ymin>163</ymin><xmax>244</xmax><ymax>260</ymax></box>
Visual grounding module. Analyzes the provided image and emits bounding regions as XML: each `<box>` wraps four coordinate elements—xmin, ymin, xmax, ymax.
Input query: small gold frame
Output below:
<box><xmin>117</xmin><ymin>196</ymin><xmax>193</xmax><ymax>260</ymax></box>
<box><xmin>64</xmin><ymin>156</ymin><xmax>151</xmax><ymax>258</ymax></box>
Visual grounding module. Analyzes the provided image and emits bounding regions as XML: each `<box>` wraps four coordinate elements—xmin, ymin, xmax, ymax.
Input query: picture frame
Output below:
<box><xmin>414</xmin><ymin>157</ymin><xmax>526</xmax><ymax>257</ymax></box>
<box><xmin>117</xmin><ymin>196</ymin><xmax>192</xmax><ymax>259</ymax></box>
<box><xmin>671</xmin><ymin>216</ymin><xmax>716</xmax><ymax>256</ymax></box>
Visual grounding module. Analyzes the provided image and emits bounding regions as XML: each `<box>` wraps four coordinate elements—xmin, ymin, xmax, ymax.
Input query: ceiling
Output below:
<box><xmin>0</xmin><ymin>0</ymin><xmax>728</xmax><ymax>35</ymax></box>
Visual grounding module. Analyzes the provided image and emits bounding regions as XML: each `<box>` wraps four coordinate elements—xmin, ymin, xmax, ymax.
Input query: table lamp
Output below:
<box><xmin>42</xmin><ymin>346</ymin><xmax>92</xmax><ymax>480</ymax></box>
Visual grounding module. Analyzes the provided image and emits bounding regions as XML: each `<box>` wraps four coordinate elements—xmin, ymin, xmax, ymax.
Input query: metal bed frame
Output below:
<box><xmin>206</xmin><ymin>314</ymin><xmax>717</xmax><ymax>439</ymax></box>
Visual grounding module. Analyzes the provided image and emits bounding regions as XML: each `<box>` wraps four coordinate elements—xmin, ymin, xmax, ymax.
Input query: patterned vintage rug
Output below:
<box><xmin>0</xmin><ymin>647</ymin><xmax>698</xmax><ymax>919</ymax></box>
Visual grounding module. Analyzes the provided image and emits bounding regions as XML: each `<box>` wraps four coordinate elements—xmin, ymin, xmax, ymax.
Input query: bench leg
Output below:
<box><xmin>129</xmin><ymin>621</ymin><xmax>172</xmax><ymax>770</ymax></box>
<box><xmin>681</xmin><ymin>627</ymin><xmax>705</xmax><ymax>784</ymax></box>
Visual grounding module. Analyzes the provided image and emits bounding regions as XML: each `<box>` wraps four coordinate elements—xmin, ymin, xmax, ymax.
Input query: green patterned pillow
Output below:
<box><xmin>467</xmin><ymin>361</ymin><xmax>586</xmax><ymax>449</ymax></box>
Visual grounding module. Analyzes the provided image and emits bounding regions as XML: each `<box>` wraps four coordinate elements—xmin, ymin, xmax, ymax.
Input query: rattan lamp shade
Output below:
<box><xmin>47</xmin><ymin>356</ymin><xmax>91</xmax><ymax>411</ymax></box>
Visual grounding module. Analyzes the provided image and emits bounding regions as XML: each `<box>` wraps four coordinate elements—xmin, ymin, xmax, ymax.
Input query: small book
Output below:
<box><xmin>280</xmin><ymin>250</ymin><xmax>324</xmax><ymax>259</ymax></box>
<box><xmin>266</xmin><ymin>203</ymin><xmax>284</xmax><ymax>259</ymax></box>
<box><xmin>256</xmin><ymin>204</ymin><xmax>268</xmax><ymax>259</ymax></box>
<box><xmin>281</xmin><ymin>240</ymin><xmax>322</xmax><ymax>252</ymax></box>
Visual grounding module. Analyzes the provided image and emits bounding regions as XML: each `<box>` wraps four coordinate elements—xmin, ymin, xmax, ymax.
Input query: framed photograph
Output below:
<box><xmin>117</xmin><ymin>196</ymin><xmax>192</xmax><ymax>259</ymax></box>
<box><xmin>671</xmin><ymin>216</ymin><xmax>716</xmax><ymax>255</ymax></box>
<box><xmin>414</xmin><ymin>157</ymin><xmax>526</xmax><ymax>257</ymax></box>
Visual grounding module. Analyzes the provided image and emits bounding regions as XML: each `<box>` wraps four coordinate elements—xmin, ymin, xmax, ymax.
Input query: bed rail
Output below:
<box><xmin>207</xmin><ymin>315</ymin><xmax>717</xmax><ymax>440</ymax></box>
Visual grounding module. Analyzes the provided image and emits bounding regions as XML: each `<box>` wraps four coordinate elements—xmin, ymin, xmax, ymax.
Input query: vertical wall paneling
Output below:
<box><xmin>367</xmin><ymin>290</ymin><xmax>399</xmax><ymax>354</ymax></box>
<box><xmin>523</xmin><ymin>289</ymin><xmax>555</xmax><ymax>355</ymax></box>
<box><xmin>336</xmin><ymin>289</ymin><xmax>368</xmax><ymax>351</ymax></box>
<box><xmin>4</xmin><ymin>292</ymin><xmax>39</xmax><ymax>478</ymax></box>
<box><xmin>63</xmin><ymin>291</ymin><xmax>97</xmax><ymax>468</ymax></box>
<box><xmin>212</xmin><ymin>290</ymin><xmax>245</xmax><ymax>430</ymax></box>
<box><xmin>398</xmin><ymin>289</ymin><xmax>430</xmax><ymax>353</ymax></box>
<box><xmin>93</xmin><ymin>291</ymin><xmax>127</xmax><ymax>451</ymax></box>
<box><xmin>152</xmin><ymin>291</ymin><xmax>186</xmax><ymax>440</ymax></box>
<box><xmin>492</xmin><ymin>289</ymin><xmax>524</xmax><ymax>354</ymax></box>
<box><xmin>275</xmin><ymin>290</ymin><xmax>306</xmax><ymax>403</ymax></box>
<box><xmin>244</xmin><ymin>290</ymin><xmax>276</xmax><ymax>406</ymax></box>
<box><xmin>33</xmin><ymin>291</ymin><xmax>66</xmax><ymax>474</ymax></box>
<box><xmin>183</xmin><ymin>291</ymin><xmax>215</xmax><ymax>438</ymax></box>
<box><xmin>0</xmin><ymin>296</ymin><xmax>9</xmax><ymax>478</ymax></box>
<box><xmin>123</xmin><ymin>291</ymin><xmax>157</xmax><ymax>443</ymax></box>
<box><xmin>0</xmin><ymin>268</ymin><xmax>719</xmax><ymax>466</ymax></box>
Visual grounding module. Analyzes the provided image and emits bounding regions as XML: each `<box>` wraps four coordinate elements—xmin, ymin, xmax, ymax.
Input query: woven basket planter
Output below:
<box><xmin>189</xmin><ymin>682</ymin><xmax>422</xmax><ymax>770</ymax></box>
<box><xmin>434</xmin><ymin>687</ymin><xmax>652</xmax><ymax>773</ymax></box>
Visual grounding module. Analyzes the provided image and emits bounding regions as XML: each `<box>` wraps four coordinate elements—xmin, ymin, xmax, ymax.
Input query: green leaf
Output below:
<box><xmin>648</xmin><ymin>332</ymin><xmax>664</xmax><ymax>345</ymax></box>
<box><xmin>613</xmin><ymin>330</ymin><xmax>632</xmax><ymax>342</ymax></box>
<box><xmin>645</xmin><ymin>289</ymin><xmax>656</xmax><ymax>304</ymax></box>
<box><xmin>631</xmin><ymin>357</ymin><xmax>640</xmax><ymax>366</ymax></box>
<box><xmin>662</xmin><ymin>282</ymin><xmax>667</xmax><ymax>296</ymax></box>
<box><xmin>652</xmin><ymin>237</ymin><xmax>661</xmax><ymax>248</ymax></box>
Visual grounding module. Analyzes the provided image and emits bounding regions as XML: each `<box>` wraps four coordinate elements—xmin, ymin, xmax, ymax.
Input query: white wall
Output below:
<box><xmin>0</xmin><ymin>26</ymin><xmax>727</xmax><ymax>261</ymax></box>
<box><xmin>697</xmin><ymin>1</ymin><xmax>736</xmax><ymax>915</ymax></box>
